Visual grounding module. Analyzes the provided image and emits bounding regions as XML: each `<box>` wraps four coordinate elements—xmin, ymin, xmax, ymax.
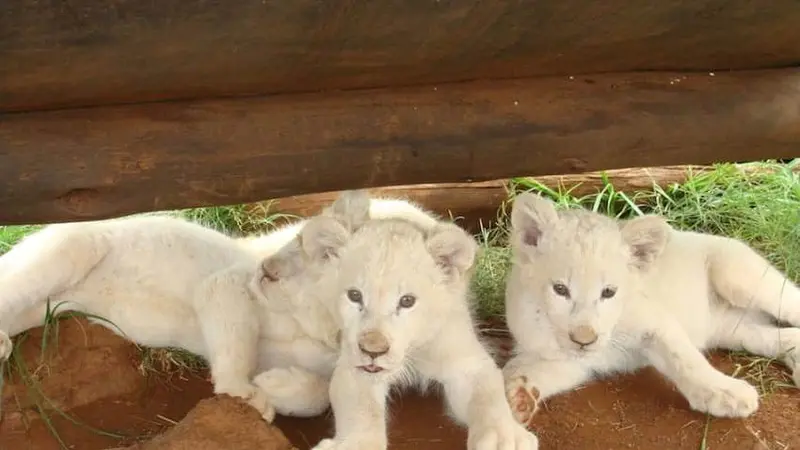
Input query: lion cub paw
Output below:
<box><xmin>468</xmin><ymin>419</ymin><xmax>539</xmax><ymax>450</ymax></box>
<box><xmin>0</xmin><ymin>331</ymin><xmax>11</xmax><ymax>361</ymax></box>
<box><xmin>685</xmin><ymin>376</ymin><xmax>759</xmax><ymax>418</ymax></box>
<box><xmin>312</xmin><ymin>436</ymin><xmax>385</xmax><ymax>450</ymax></box>
<box><xmin>216</xmin><ymin>382</ymin><xmax>276</xmax><ymax>423</ymax></box>
<box><xmin>253</xmin><ymin>366</ymin><xmax>310</xmax><ymax>395</ymax></box>
<box><xmin>506</xmin><ymin>375</ymin><xmax>540</xmax><ymax>429</ymax></box>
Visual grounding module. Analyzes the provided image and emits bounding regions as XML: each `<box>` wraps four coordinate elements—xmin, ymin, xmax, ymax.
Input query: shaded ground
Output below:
<box><xmin>2</xmin><ymin>319</ymin><xmax>798</xmax><ymax>450</ymax></box>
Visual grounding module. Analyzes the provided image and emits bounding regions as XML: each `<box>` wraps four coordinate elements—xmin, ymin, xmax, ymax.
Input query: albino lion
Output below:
<box><xmin>0</xmin><ymin>193</ymin><xmax>436</xmax><ymax>422</ymax></box>
<box><xmin>503</xmin><ymin>192</ymin><xmax>800</xmax><ymax>428</ymax></box>
<box><xmin>280</xmin><ymin>193</ymin><xmax>538</xmax><ymax>450</ymax></box>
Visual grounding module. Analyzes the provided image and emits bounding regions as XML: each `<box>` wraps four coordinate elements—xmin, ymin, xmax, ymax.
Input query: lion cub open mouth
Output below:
<box><xmin>357</xmin><ymin>364</ymin><xmax>385</xmax><ymax>373</ymax></box>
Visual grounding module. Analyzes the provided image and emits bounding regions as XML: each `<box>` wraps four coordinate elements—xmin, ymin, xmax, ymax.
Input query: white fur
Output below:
<box><xmin>504</xmin><ymin>192</ymin><xmax>800</xmax><ymax>427</ymax></box>
<box><xmin>285</xmin><ymin>195</ymin><xmax>538</xmax><ymax>450</ymax></box>
<box><xmin>0</xmin><ymin>194</ymin><xmax>438</xmax><ymax>422</ymax></box>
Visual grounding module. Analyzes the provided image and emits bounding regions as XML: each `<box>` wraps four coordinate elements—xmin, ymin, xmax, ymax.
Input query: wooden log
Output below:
<box><xmin>3</xmin><ymin>0</ymin><xmax>800</xmax><ymax>112</ymax></box>
<box><xmin>265</xmin><ymin>180</ymin><xmax>511</xmax><ymax>231</ymax></box>
<box><xmin>265</xmin><ymin>166</ymin><xmax>708</xmax><ymax>221</ymax></box>
<box><xmin>1</xmin><ymin>69</ymin><xmax>799</xmax><ymax>225</ymax></box>
<box><xmin>267</xmin><ymin>163</ymin><xmax>795</xmax><ymax>229</ymax></box>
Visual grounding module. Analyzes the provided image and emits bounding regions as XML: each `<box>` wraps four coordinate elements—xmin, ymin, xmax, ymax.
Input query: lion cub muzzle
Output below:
<box><xmin>358</xmin><ymin>329</ymin><xmax>390</xmax><ymax>359</ymax></box>
<box><xmin>356</xmin><ymin>330</ymin><xmax>391</xmax><ymax>374</ymax></box>
<box><xmin>569</xmin><ymin>325</ymin><xmax>598</xmax><ymax>348</ymax></box>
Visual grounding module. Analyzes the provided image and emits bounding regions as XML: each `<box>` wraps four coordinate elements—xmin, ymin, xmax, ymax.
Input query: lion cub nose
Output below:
<box><xmin>569</xmin><ymin>325</ymin><xmax>598</xmax><ymax>347</ymax></box>
<box><xmin>358</xmin><ymin>330</ymin><xmax>390</xmax><ymax>359</ymax></box>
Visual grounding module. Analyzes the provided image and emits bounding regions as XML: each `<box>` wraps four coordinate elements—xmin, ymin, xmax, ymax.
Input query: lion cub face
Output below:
<box><xmin>509</xmin><ymin>192</ymin><xmax>670</xmax><ymax>357</ymax></box>
<box><xmin>299</xmin><ymin>199</ymin><xmax>477</xmax><ymax>379</ymax></box>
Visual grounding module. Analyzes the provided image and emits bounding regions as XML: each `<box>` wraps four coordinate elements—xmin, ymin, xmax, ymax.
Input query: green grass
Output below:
<box><xmin>178</xmin><ymin>201</ymin><xmax>298</xmax><ymax>236</ymax></box>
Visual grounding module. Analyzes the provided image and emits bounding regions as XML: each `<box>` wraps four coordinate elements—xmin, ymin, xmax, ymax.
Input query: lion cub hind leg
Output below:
<box><xmin>714</xmin><ymin>309</ymin><xmax>800</xmax><ymax>387</ymax></box>
<box><xmin>0</xmin><ymin>224</ymin><xmax>108</xmax><ymax>334</ymax></box>
<box><xmin>708</xmin><ymin>237</ymin><xmax>800</xmax><ymax>326</ymax></box>
<box><xmin>644</xmin><ymin>319</ymin><xmax>759</xmax><ymax>418</ymax></box>
<box><xmin>253</xmin><ymin>366</ymin><xmax>331</xmax><ymax>417</ymax></box>
<box><xmin>194</xmin><ymin>266</ymin><xmax>274</xmax><ymax>422</ymax></box>
<box><xmin>502</xmin><ymin>356</ymin><xmax>593</xmax><ymax>428</ymax></box>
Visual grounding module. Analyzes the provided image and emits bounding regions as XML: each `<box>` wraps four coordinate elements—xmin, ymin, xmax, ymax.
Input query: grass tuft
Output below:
<box><xmin>138</xmin><ymin>347</ymin><xmax>208</xmax><ymax>380</ymax></box>
<box><xmin>179</xmin><ymin>202</ymin><xmax>298</xmax><ymax>236</ymax></box>
<box><xmin>471</xmin><ymin>221</ymin><xmax>512</xmax><ymax>320</ymax></box>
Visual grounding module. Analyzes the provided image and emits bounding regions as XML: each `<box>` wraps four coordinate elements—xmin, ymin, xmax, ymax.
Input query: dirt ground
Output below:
<box><xmin>1</xmin><ymin>318</ymin><xmax>799</xmax><ymax>450</ymax></box>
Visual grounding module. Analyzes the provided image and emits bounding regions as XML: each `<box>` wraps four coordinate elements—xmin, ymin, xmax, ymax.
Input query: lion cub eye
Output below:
<box><xmin>398</xmin><ymin>294</ymin><xmax>417</xmax><ymax>309</ymax></box>
<box><xmin>552</xmin><ymin>283</ymin><xmax>571</xmax><ymax>298</ymax></box>
<box><xmin>601</xmin><ymin>286</ymin><xmax>617</xmax><ymax>299</ymax></box>
<box><xmin>346</xmin><ymin>289</ymin><xmax>363</xmax><ymax>304</ymax></box>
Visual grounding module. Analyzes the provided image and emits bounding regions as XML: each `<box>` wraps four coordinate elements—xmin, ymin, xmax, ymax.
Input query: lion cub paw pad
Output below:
<box><xmin>506</xmin><ymin>376</ymin><xmax>540</xmax><ymax>429</ymax></box>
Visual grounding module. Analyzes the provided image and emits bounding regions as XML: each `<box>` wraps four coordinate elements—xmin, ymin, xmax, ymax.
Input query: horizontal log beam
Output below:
<box><xmin>266</xmin><ymin>166</ymin><xmax>709</xmax><ymax>222</ymax></box>
<box><xmin>1</xmin><ymin>69</ymin><xmax>799</xmax><ymax>225</ymax></box>
<box><xmin>268</xmin><ymin>164</ymin><xmax>796</xmax><ymax>231</ymax></box>
<box><xmin>3</xmin><ymin>0</ymin><xmax>800</xmax><ymax>111</ymax></box>
<box><xmin>266</xmin><ymin>180</ymin><xmax>510</xmax><ymax>232</ymax></box>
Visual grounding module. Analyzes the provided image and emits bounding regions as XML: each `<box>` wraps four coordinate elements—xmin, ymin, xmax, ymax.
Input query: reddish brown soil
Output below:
<box><xmin>1</xmin><ymin>318</ymin><xmax>798</xmax><ymax>450</ymax></box>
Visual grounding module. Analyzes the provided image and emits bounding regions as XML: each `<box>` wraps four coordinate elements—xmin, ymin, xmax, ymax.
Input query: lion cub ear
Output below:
<box><xmin>620</xmin><ymin>215</ymin><xmax>671</xmax><ymax>270</ymax></box>
<box><xmin>510</xmin><ymin>192</ymin><xmax>560</xmax><ymax>249</ymax></box>
<box><xmin>300</xmin><ymin>216</ymin><xmax>351</xmax><ymax>262</ymax></box>
<box><xmin>260</xmin><ymin>239</ymin><xmax>306</xmax><ymax>283</ymax></box>
<box><xmin>426</xmin><ymin>223</ymin><xmax>478</xmax><ymax>279</ymax></box>
<box><xmin>322</xmin><ymin>189</ymin><xmax>371</xmax><ymax>231</ymax></box>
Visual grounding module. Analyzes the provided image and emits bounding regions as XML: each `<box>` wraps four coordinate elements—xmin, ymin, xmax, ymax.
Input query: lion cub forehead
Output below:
<box><xmin>544</xmin><ymin>210</ymin><xmax>628</xmax><ymax>258</ymax></box>
<box><xmin>342</xmin><ymin>219</ymin><xmax>436</xmax><ymax>267</ymax></box>
<box><xmin>355</xmin><ymin>218</ymin><xmax>429</xmax><ymax>243</ymax></box>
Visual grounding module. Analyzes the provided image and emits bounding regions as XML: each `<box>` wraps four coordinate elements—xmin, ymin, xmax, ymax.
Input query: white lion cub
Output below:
<box><xmin>504</xmin><ymin>192</ymin><xmax>800</xmax><ymax>427</ymax></box>
<box><xmin>291</xmin><ymin>197</ymin><xmax>538</xmax><ymax>450</ymax></box>
<box><xmin>0</xmin><ymin>194</ymin><xmax>437</xmax><ymax>422</ymax></box>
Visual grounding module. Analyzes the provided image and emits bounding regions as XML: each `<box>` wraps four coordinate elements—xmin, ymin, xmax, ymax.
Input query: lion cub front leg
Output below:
<box><xmin>194</xmin><ymin>267</ymin><xmax>275</xmax><ymax>422</ymax></box>
<box><xmin>643</xmin><ymin>321</ymin><xmax>759</xmax><ymax>418</ymax></box>
<box><xmin>502</xmin><ymin>354</ymin><xmax>593</xmax><ymax>428</ymax></box>
<box><xmin>311</xmin><ymin>364</ymin><xmax>389</xmax><ymax>450</ymax></box>
<box><xmin>417</xmin><ymin>321</ymin><xmax>539</xmax><ymax>450</ymax></box>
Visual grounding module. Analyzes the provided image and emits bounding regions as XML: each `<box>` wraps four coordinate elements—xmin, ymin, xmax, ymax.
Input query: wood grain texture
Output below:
<box><xmin>3</xmin><ymin>0</ymin><xmax>800</xmax><ymax>111</ymax></box>
<box><xmin>1</xmin><ymin>70</ymin><xmax>799</xmax><ymax>225</ymax></box>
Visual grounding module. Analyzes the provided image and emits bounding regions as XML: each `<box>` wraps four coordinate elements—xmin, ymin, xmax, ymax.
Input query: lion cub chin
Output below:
<box><xmin>504</xmin><ymin>192</ymin><xmax>800</xmax><ymax>428</ymax></box>
<box><xmin>299</xmin><ymin>191</ymin><xmax>538</xmax><ymax>450</ymax></box>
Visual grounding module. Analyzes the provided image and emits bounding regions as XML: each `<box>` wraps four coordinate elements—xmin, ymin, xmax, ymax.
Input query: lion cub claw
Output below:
<box><xmin>506</xmin><ymin>375</ymin><xmax>540</xmax><ymax>429</ymax></box>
